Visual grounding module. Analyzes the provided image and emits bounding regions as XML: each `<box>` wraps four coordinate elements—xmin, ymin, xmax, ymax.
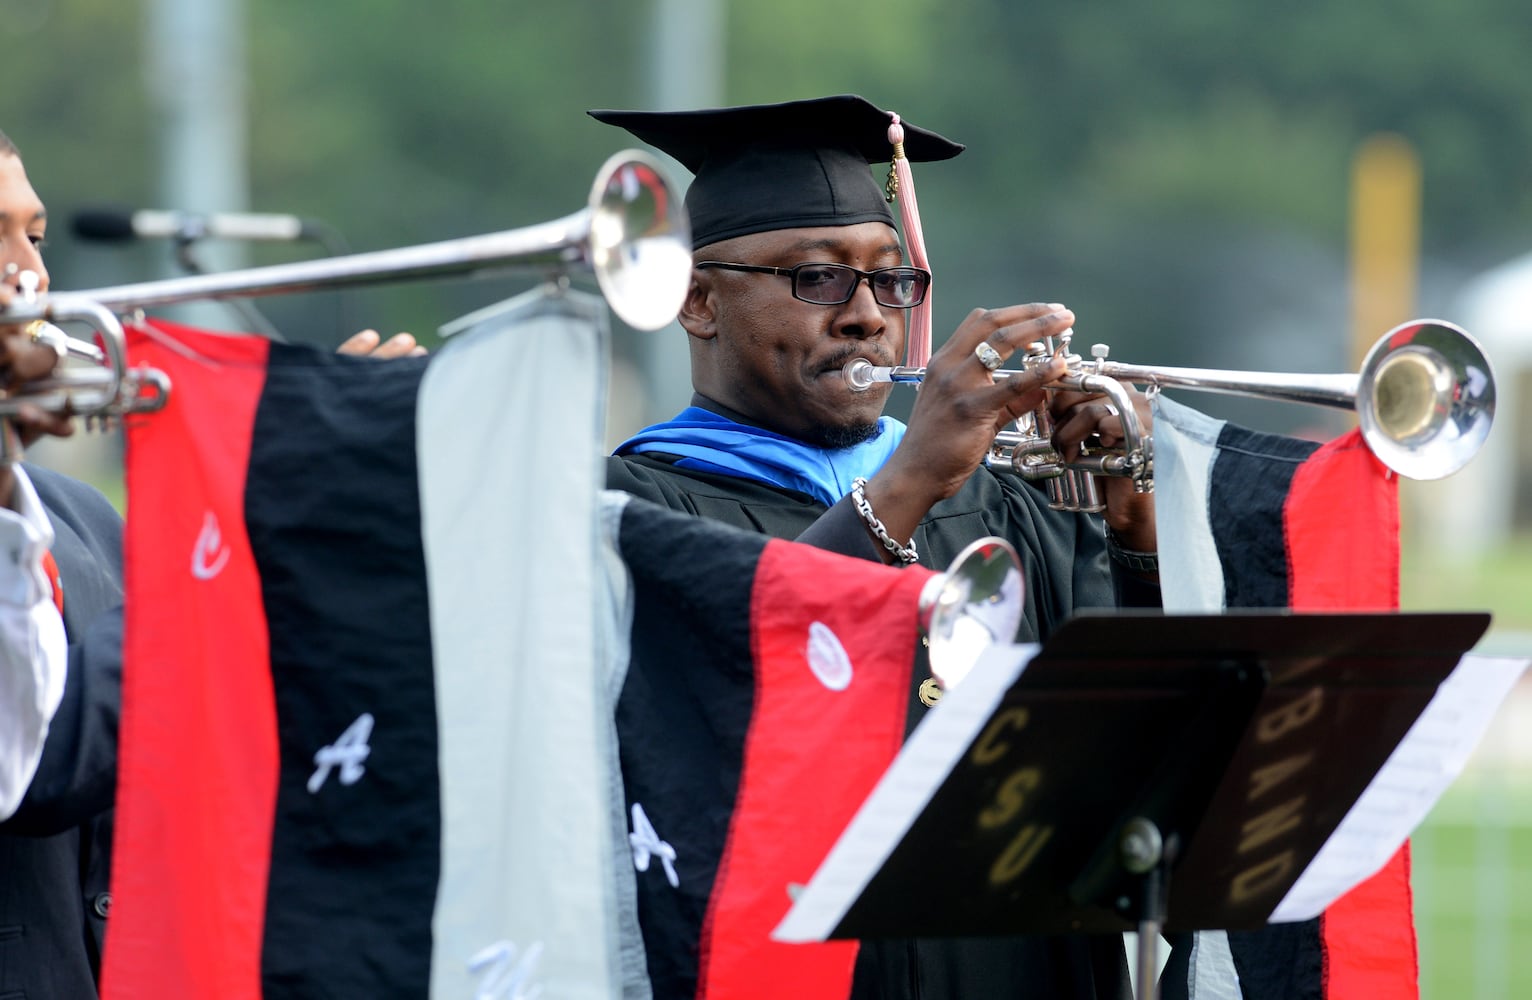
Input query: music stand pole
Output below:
<box><xmin>1064</xmin><ymin>658</ymin><xmax>1261</xmax><ymax>1000</ymax></box>
<box><xmin>1119</xmin><ymin>817</ymin><xmax>1173</xmax><ymax>1000</ymax></box>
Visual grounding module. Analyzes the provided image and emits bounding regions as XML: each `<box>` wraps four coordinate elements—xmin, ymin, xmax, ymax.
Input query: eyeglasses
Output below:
<box><xmin>694</xmin><ymin>260</ymin><xmax>931</xmax><ymax>308</ymax></box>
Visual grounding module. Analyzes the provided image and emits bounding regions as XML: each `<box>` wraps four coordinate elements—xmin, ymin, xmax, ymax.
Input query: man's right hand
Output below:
<box><xmin>0</xmin><ymin>286</ymin><xmax>76</xmax><ymax>510</ymax></box>
<box><xmin>858</xmin><ymin>303</ymin><xmax>1075</xmax><ymax>557</ymax></box>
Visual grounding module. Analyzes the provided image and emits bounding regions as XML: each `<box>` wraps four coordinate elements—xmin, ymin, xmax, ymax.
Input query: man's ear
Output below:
<box><xmin>677</xmin><ymin>272</ymin><xmax>717</xmax><ymax>341</ymax></box>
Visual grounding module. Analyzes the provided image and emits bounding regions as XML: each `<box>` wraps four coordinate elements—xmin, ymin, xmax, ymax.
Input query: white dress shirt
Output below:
<box><xmin>0</xmin><ymin>464</ymin><xmax>70</xmax><ymax>820</ymax></box>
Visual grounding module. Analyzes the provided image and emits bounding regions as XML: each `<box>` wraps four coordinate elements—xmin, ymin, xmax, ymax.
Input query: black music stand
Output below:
<box><xmin>774</xmin><ymin>610</ymin><xmax>1498</xmax><ymax>1000</ymax></box>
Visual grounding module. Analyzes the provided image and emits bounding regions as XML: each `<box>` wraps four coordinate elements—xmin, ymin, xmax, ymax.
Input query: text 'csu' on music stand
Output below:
<box><xmin>775</xmin><ymin>610</ymin><xmax>1528</xmax><ymax>1000</ymax></box>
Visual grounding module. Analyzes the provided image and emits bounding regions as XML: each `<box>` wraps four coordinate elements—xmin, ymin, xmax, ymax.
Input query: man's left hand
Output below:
<box><xmin>337</xmin><ymin>329</ymin><xmax>428</xmax><ymax>359</ymax></box>
<box><xmin>1048</xmin><ymin>381</ymin><xmax>1157</xmax><ymax>552</ymax></box>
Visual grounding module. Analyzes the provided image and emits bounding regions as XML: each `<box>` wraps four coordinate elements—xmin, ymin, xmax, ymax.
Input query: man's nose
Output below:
<box><xmin>834</xmin><ymin>277</ymin><xmax>887</xmax><ymax>338</ymax></box>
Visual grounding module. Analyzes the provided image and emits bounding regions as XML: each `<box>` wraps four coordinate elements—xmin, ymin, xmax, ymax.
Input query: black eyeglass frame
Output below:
<box><xmin>694</xmin><ymin>260</ymin><xmax>932</xmax><ymax>308</ymax></box>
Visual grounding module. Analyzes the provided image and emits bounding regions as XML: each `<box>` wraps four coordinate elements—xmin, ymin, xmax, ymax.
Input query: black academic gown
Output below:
<box><xmin>607</xmin><ymin>449</ymin><xmax>1144</xmax><ymax>1000</ymax></box>
<box><xmin>0</xmin><ymin>465</ymin><xmax>125</xmax><ymax>1000</ymax></box>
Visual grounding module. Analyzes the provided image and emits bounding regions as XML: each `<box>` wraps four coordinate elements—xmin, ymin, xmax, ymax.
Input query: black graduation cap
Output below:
<box><xmin>588</xmin><ymin>95</ymin><xmax>964</xmax><ymax>249</ymax></box>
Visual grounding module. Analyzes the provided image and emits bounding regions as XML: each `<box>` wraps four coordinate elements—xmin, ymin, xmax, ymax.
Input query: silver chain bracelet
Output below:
<box><xmin>850</xmin><ymin>477</ymin><xmax>919</xmax><ymax>565</ymax></box>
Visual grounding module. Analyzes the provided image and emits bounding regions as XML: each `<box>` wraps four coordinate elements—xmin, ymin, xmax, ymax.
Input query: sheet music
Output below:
<box><xmin>772</xmin><ymin>643</ymin><xmax>1041</xmax><ymax>943</ymax></box>
<box><xmin>1270</xmin><ymin>653</ymin><xmax>1530</xmax><ymax>923</ymax></box>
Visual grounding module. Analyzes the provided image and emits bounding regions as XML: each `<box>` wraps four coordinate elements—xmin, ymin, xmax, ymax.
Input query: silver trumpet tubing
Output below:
<box><xmin>0</xmin><ymin>149</ymin><xmax>692</xmax><ymax>421</ymax></box>
<box><xmin>0</xmin><ymin>267</ymin><xmax>167</xmax><ymax>421</ymax></box>
<box><xmin>17</xmin><ymin>316</ymin><xmax>171</xmax><ymax>420</ymax></box>
<box><xmin>845</xmin><ymin>318</ymin><xmax>1497</xmax><ymax>513</ymax></box>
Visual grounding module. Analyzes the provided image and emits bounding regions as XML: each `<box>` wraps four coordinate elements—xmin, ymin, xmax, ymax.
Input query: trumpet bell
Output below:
<box><xmin>586</xmin><ymin>150</ymin><xmax>693</xmax><ymax>332</ymax></box>
<box><xmin>1357</xmin><ymin>319</ymin><xmax>1495</xmax><ymax>480</ymax></box>
<box><xmin>920</xmin><ymin>537</ymin><xmax>1024</xmax><ymax>693</ymax></box>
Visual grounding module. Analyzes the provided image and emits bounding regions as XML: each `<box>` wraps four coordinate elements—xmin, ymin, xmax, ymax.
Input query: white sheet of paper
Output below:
<box><xmin>1270</xmin><ymin>653</ymin><xmax>1530</xmax><ymax>922</ymax></box>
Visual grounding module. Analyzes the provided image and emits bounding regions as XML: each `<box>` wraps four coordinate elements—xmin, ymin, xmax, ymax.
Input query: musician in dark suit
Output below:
<box><xmin>0</xmin><ymin>127</ymin><xmax>423</xmax><ymax>1000</ymax></box>
<box><xmin>0</xmin><ymin>474</ymin><xmax>124</xmax><ymax>999</ymax></box>
<box><xmin>0</xmin><ymin>127</ymin><xmax>123</xmax><ymax>999</ymax></box>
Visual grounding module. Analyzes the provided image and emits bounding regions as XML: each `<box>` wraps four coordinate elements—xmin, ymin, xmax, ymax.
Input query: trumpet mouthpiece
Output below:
<box><xmin>843</xmin><ymin>358</ymin><xmax>876</xmax><ymax>392</ymax></box>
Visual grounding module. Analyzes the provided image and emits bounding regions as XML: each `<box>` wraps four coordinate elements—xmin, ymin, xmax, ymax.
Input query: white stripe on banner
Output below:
<box><xmin>1145</xmin><ymin>397</ymin><xmax>1244</xmax><ymax>1000</ymax></box>
<box><xmin>596</xmin><ymin>490</ymin><xmax>655</xmax><ymax>1000</ymax></box>
<box><xmin>1149</xmin><ymin>396</ymin><xmax>1228</xmax><ymax>614</ymax></box>
<box><xmin>1187</xmin><ymin>930</ymin><xmax>1242</xmax><ymax>999</ymax></box>
<box><xmin>419</xmin><ymin>288</ymin><xmax>617</xmax><ymax>999</ymax></box>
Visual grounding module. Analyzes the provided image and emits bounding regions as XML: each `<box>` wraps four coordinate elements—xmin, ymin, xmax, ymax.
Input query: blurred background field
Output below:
<box><xmin>5</xmin><ymin>2</ymin><xmax>1531</xmax><ymax>995</ymax></box>
<box><xmin>1402</xmin><ymin>523</ymin><xmax>1532</xmax><ymax>999</ymax></box>
<box><xmin>1413</xmin><ymin>675</ymin><xmax>1532</xmax><ymax>999</ymax></box>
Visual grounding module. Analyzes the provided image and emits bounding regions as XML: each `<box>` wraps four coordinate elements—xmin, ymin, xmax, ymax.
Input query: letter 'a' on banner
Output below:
<box><xmin>103</xmin><ymin>289</ymin><xmax>627</xmax><ymax>1000</ymax></box>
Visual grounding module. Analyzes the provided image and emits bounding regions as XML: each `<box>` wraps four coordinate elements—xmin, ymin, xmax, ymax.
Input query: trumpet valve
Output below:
<box><xmin>15</xmin><ymin>269</ymin><xmax>40</xmax><ymax>300</ymax></box>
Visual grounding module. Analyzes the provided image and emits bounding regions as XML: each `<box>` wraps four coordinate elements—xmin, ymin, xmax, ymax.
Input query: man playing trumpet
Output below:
<box><xmin>599</xmin><ymin>95</ymin><xmax>1157</xmax><ymax>999</ymax></box>
<box><xmin>0</xmin><ymin>127</ymin><xmax>130</xmax><ymax>1000</ymax></box>
<box><xmin>601</xmin><ymin>95</ymin><xmax>1156</xmax><ymax>584</ymax></box>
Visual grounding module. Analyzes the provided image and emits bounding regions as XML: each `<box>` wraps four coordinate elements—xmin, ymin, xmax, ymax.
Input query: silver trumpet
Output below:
<box><xmin>845</xmin><ymin>319</ymin><xmax>1497</xmax><ymax>513</ymax></box>
<box><xmin>919</xmin><ymin>536</ymin><xmax>1024</xmax><ymax>701</ymax></box>
<box><xmin>0</xmin><ymin>149</ymin><xmax>691</xmax><ymax>422</ymax></box>
<box><xmin>1</xmin><ymin>267</ymin><xmax>169</xmax><ymax>422</ymax></box>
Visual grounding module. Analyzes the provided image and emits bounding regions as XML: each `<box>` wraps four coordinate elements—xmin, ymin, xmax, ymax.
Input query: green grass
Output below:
<box><xmin>1398</xmin><ymin>521</ymin><xmax>1532</xmax><ymax>999</ymax></box>
<box><xmin>1402</xmin><ymin>531</ymin><xmax>1532</xmax><ymax>640</ymax></box>
<box><xmin>1415</xmin><ymin>773</ymin><xmax>1532</xmax><ymax>1000</ymax></box>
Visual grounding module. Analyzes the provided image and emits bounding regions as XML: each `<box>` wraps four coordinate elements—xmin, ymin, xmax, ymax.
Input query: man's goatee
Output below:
<box><xmin>809</xmin><ymin>422</ymin><xmax>880</xmax><ymax>450</ymax></box>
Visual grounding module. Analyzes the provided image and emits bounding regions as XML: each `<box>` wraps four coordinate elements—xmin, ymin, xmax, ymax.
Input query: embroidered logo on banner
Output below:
<box><xmin>191</xmin><ymin>511</ymin><xmax>232</xmax><ymax>580</ymax></box>
<box><xmin>629</xmin><ymin>802</ymin><xmax>680</xmax><ymax>888</ymax></box>
<box><xmin>468</xmin><ymin>940</ymin><xmax>545</xmax><ymax>1000</ymax></box>
<box><xmin>307</xmin><ymin>712</ymin><xmax>375</xmax><ymax>793</ymax></box>
<box><xmin>806</xmin><ymin>621</ymin><xmax>853</xmax><ymax>691</ymax></box>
